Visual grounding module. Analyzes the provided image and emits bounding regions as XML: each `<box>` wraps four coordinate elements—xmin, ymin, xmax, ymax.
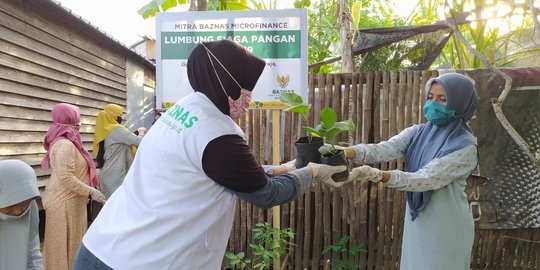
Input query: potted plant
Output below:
<box><xmin>280</xmin><ymin>92</ymin><xmax>324</xmax><ymax>168</ymax></box>
<box><xmin>305</xmin><ymin>107</ymin><xmax>356</xmax><ymax>182</ymax></box>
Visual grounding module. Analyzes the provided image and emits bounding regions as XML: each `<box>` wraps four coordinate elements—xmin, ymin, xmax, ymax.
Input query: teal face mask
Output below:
<box><xmin>423</xmin><ymin>100</ymin><xmax>457</xmax><ymax>126</ymax></box>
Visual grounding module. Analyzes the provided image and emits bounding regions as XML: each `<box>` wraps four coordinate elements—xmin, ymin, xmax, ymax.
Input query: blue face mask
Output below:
<box><xmin>423</xmin><ymin>100</ymin><xmax>457</xmax><ymax>126</ymax></box>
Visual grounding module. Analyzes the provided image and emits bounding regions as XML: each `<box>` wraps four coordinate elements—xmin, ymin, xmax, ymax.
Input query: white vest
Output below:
<box><xmin>83</xmin><ymin>93</ymin><xmax>244</xmax><ymax>269</ymax></box>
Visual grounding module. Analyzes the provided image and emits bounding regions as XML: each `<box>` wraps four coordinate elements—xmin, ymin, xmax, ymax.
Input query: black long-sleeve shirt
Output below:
<box><xmin>202</xmin><ymin>135</ymin><xmax>311</xmax><ymax>208</ymax></box>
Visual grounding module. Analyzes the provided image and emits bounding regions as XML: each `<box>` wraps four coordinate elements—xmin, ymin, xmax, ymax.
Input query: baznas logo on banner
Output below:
<box><xmin>155</xmin><ymin>9</ymin><xmax>308</xmax><ymax>110</ymax></box>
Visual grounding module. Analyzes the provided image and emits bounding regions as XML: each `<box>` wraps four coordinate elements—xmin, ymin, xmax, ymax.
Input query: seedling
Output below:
<box><xmin>224</xmin><ymin>223</ymin><xmax>295</xmax><ymax>270</ymax></box>
<box><xmin>304</xmin><ymin>107</ymin><xmax>356</xmax><ymax>156</ymax></box>
<box><xmin>322</xmin><ymin>235</ymin><xmax>367</xmax><ymax>270</ymax></box>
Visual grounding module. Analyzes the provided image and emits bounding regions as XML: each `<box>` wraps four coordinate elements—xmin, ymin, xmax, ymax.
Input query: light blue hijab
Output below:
<box><xmin>0</xmin><ymin>160</ymin><xmax>43</xmax><ymax>270</ymax></box>
<box><xmin>405</xmin><ymin>73</ymin><xmax>479</xmax><ymax>221</ymax></box>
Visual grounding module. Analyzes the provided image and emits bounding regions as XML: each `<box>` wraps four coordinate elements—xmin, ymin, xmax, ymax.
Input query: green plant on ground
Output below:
<box><xmin>322</xmin><ymin>235</ymin><xmax>367</xmax><ymax>270</ymax></box>
<box><xmin>224</xmin><ymin>222</ymin><xmax>295</xmax><ymax>270</ymax></box>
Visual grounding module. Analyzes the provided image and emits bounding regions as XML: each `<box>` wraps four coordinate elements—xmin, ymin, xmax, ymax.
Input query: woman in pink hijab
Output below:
<box><xmin>41</xmin><ymin>103</ymin><xmax>106</xmax><ymax>270</ymax></box>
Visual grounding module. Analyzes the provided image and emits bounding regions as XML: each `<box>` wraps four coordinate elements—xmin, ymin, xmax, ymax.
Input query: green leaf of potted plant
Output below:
<box><xmin>280</xmin><ymin>92</ymin><xmax>324</xmax><ymax>168</ymax></box>
<box><xmin>304</xmin><ymin>107</ymin><xmax>356</xmax><ymax>182</ymax></box>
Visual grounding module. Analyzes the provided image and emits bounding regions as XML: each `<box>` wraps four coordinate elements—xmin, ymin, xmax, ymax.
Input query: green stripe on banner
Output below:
<box><xmin>161</xmin><ymin>30</ymin><xmax>301</xmax><ymax>59</ymax></box>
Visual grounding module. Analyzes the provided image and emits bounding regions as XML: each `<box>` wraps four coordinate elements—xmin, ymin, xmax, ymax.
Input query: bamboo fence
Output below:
<box><xmin>225</xmin><ymin>71</ymin><xmax>540</xmax><ymax>270</ymax></box>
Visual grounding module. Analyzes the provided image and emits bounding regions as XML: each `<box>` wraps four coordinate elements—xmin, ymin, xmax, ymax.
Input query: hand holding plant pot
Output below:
<box><xmin>321</xmin><ymin>165</ymin><xmax>384</xmax><ymax>188</ymax></box>
<box><xmin>348</xmin><ymin>165</ymin><xmax>383</xmax><ymax>182</ymax></box>
<box><xmin>280</xmin><ymin>92</ymin><xmax>324</xmax><ymax>168</ymax></box>
<box><xmin>307</xmin><ymin>162</ymin><xmax>347</xmax><ymax>187</ymax></box>
<box><xmin>305</xmin><ymin>107</ymin><xmax>356</xmax><ymax>182</ymax></box>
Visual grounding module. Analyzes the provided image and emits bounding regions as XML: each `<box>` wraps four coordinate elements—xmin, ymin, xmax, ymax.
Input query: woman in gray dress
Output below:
<box><xmin>336</xmin><ymin>73</ymin><xmax>479</xmax><ymax>270</ymax></box>
<box><xmin>93</xmin><ymin>104</ymin><xmax>145</xmax><ymax>199</ymax></box>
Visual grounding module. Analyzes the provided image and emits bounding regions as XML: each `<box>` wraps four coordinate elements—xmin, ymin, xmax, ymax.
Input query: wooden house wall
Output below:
<box><xmin>0</xmin><ymin>0</ymin><xmax>154</xmax><ymax>188</ymax></box>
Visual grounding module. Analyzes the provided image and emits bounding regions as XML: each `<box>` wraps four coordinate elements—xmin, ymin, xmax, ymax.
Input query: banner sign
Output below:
<box><xmin>156</xmin><ymin>9</ymin><xmax>308</xmax><ymax>109</ymax></box>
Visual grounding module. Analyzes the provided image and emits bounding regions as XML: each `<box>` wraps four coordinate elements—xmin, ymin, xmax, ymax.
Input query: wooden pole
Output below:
<box><xmin>272</xmin><ymin>109</ymin><xmax>281</xmax><ymax>270</ymax></box>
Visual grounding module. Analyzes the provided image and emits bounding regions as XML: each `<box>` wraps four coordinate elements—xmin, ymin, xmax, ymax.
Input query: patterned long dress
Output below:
<box><xmin>42</xmin><ymin>139</ymin><xmax>94</xmax><ymax>270</ymax></box>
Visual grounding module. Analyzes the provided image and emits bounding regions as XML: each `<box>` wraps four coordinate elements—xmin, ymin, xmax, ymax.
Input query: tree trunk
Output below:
<box><xmin>189</xmin><ymin>0</ymin><xmax>207</xmax><ymax>11</ymax></box>
<box><xmin>338</xmin><ymin>0</ymin><xmax>354</xmax><ymax>73</ymax></box>
<box><xmin>197</xmin><ymin>0</ymin><xmax>207</xmax><ymax>11</ymax></box>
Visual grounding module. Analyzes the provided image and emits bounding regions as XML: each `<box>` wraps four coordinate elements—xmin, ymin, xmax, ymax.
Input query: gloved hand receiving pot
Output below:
<box><xmin>306</xmin><ymin>162</ymin><xmax>347</xmax><ymax>187</ymax></box>
<box><xmin>348</xmin><ymin>165</ymin><xmax>382</xmax><ymax>183</ymax></box>
<box><xmin>322</xmin><ymin>165</ymin><xmax>382</xmax><ymax>188</ymax></box>
<box><xmin>322</xmin><ymin>143</ymin><xmax>355</xmax><ymax>160</ymax></box>
<box><xmin>323</xmin><ymin>143</ymin><xmax>346</xmax><ymax>150</ymax></box>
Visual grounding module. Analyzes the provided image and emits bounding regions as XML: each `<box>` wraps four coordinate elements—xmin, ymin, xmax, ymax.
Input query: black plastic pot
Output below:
<box><xmin>320</xmin><ymin>149</ymin><xmax>349</xmax><ymax>182</ymax></box>
<box><xmin>294</xmin><ymin>136</ymin><xmax>324</xmax><ymax>168</ymax></box>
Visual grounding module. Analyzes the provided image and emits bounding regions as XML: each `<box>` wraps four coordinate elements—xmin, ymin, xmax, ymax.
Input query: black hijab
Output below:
<box><xmin>187</xmin><ymin>40</ymin><xmax>266</xmax><ymax>115</ymax></box>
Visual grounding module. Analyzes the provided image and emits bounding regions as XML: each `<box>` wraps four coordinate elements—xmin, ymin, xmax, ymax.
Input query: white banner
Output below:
<box><xmin>156</xmin><ymin>9</ymin><xmax>308</xmax><ymax>109</ymax></box>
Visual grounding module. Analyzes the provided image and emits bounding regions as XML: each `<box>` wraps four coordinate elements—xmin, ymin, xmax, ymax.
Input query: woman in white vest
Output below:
<box><xmin>73</xmin><ymin>40</ymin><xmax>345</xmax><ymax>269</ymax></box>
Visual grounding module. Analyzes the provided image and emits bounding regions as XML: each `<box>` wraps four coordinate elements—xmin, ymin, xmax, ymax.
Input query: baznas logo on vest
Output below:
<box><xmin>165</xmin><ymin>104</ymin><xmax>199</xmax><ymax>129</ymax></box>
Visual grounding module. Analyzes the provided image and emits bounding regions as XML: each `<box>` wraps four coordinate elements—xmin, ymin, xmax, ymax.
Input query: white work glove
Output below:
<box><xmin>322</xmin><ymin>143</ymin><xmax>356</xmax><ymax>160</ymax></box>
<box><xmin>322</xmin><ymin>165</ymin><xmax>383</xmax><ymax>188</ymax></box>
<box><xmin>90</xmin><ymin>188</ymin><xmax>106</xmax><ymax>204</ymax></box>
<box><xmin>137</xmin><ymin>127</ymin><xmax>147</xmax><ymax>137</ymax></box>
<box><xmin>323</xmin><ymin>143</ymin><xmax>346</xmax><ymax>150</ymax></box>
<box><xmin>282</xmin><ymin>159</ymin><xmax>296</xmax><ymax>172</ymax></box>
<box><xmin>348</xmin><ymin>165</ymin><xmax>382</xmax><ymax>183</ymax></box>
<box><xmin>306</xmin><ymin>162</ymin><xmax>347</xmax><ymax>188</ymax></box>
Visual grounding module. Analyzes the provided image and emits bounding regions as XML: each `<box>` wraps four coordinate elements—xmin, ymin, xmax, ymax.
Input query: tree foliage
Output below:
<box><xmin>294</xmin><ymin>0</ymin><xmax>339</xmax><ymax>73</ymax></box>
<box><xmin>139</xmin><ymin>0</ymin><xmax>540</xmax><ymax>71</ymax></box>
<box><xmin>137</xmin><ymin>0</ymin><xmax>276</xmax><ymax>17</ymax></box>
<box><xmin>301</xmin><ymin>0</ymin><xmax>539</xmax><ymax>72</ymax></box>
<box><xmin>295</xmin><ymin>0</ymin><xmax>406</xmax><ymax>73</ymax></box>
<box><xmin>408</xmin><ymin>0</ymin><xmax>540</xmax><ymax>69</ymax></box>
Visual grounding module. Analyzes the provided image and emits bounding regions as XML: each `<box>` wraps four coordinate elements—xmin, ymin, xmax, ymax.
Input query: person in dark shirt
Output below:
<box><xmin>73</xmin><ymin>40</ymin><xmax>345</xmax><ymax>269</ymax></box>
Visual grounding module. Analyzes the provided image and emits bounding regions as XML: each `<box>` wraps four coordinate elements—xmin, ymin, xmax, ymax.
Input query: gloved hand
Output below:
<box><xmin>282</xmin><ymin>159</ymin><xmax>296</xmax><ymax>172</ymax></box>
<box><xmin>306</xmin><ymin>162</ymin><xmax>347</xmax><ymax>187</ymax></box>
<box><xmin>347</xmin><ymin>165</ymin><xmax>382</xmax><ymax>183</ymax></box>
<box><xmin>90</xmin><ymin>188</ymin><xmax>106</xmax><ymax>204</ymax></box>
<box><xmin>137</xmin><ymin>127</ymin><xmax>147</xmax><ymax>137</ymax></box>
<box><xmin>323</xmin><ymin>143</ymin><xmax>346</xmax><ymax>150</ymax></box>
<box><xmin>322</xmin><ymin>143</ymin><xmax>355</xmax><ymax>160</ymax></box>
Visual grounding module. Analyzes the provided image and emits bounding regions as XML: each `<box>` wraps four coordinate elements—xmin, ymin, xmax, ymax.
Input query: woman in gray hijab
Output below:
<box><xmin>336</xmin><ymin>73</ymin><xmax>478</xmax><ymax>270</ymax></box>
<box><xmin>0</xmin><ymin>159</ymin><xmax>44</xmax><ymax>270</ymax></box>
